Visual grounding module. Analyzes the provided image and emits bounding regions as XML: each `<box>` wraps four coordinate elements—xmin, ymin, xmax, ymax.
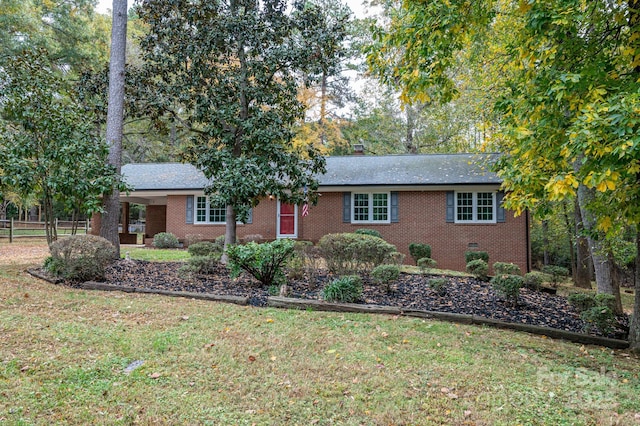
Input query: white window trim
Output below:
<box><xmin>351</xmin><ymin>192</ymin><xmax>391</xmax><ymax>224</ymax></box>
<box><xmin>194</xmin><ymin>195</ymin><xmax>226</xmax><ymax>224</ymax></box>
<box><xmin>455</xmin><ymin>191</ymin><xmax>497</xmax><ymax>224</ymax></box>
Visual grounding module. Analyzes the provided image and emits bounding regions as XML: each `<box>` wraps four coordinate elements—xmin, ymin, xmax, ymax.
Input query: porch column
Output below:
<box><xmin>121</xmin><ymin>202</ymin><xmax>130</xmax><ymax>234</ymax></box>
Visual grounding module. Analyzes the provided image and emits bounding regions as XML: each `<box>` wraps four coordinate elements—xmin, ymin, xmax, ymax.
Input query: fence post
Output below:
<box><xmin>9</xmin><ymin>218</ymin><xmax>13</xmax><ymax>243</ymax></box>
<box><xmin>54</xmin><ymin>218</ymin><xmax>58</xmax><ymax>236</ymax></box>
<box><xmin>85</xmin><ymin>220</ymin><xmax>89</xmax><ymax>235</ymax></box>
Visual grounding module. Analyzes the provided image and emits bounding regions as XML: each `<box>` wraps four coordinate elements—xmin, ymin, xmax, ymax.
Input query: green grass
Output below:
<box><xmin>121</xmin><ymin>246</ymin><xmax>190</xmax><ymax>262</ymax></box>
<box><xmin>1</xmin><ymin>253</ymin><xmax>639</xmax><ymax>425</ymax></box>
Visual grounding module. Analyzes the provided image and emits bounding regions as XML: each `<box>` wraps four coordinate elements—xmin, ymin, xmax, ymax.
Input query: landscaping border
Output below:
<box><xmin>26</xmin><ymin>269</ymin><xmax>630</xmax><ymax>349</ymax></box>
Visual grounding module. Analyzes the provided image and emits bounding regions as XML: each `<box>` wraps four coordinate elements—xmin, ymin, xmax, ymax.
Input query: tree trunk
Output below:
<box><xmin>573</xmin><ymin>198</ymin><xmax>593</xmax><ymax>288</ymax></box>
<box><xmin>100</xmin><ymin>0</ymin><xmax>128</xmax><ymax>258</ymax></box>
<box><xmin>576</xmin><ymin>183</ymin><xmax>620</xmax><ymax>302</ymax></box>
<box><xmin>629</xmin><ymin>230</ymin><xmax>640</xmax><ymax>352</ymax></box>
<box><xmin>221</xmin><ymin>204</ymin><xmax>237</xmax><ymax>264</ymax></box>
<box><xmin>542</xmin><ymin>219</ymin><xmax>550</xmax><ymax>266</ymax></box>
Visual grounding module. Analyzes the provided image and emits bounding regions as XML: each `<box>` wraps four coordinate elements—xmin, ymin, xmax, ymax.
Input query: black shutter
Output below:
<box><xmin>343</xmin><ymin>192</ymin><xmax>351</xmax><ymax>223</ymax></box>
<box><xmin>496</xmin><ymin>191</ymin><xmax>506</xmax><ymax>223</ymax></box>
<box><xmin>446</xmin><ymin>191</ymin><xmax>455</xmax><ymax>223</ymax></box>
<box><xmin>390</xmin><ymin>192</ymin><xmax>399</xmax><ymax>223</ymax></box>
<box><xmin>186</xmin><ymin>195</ymin><xmax>194</xmax><ymax>224</ymax></box>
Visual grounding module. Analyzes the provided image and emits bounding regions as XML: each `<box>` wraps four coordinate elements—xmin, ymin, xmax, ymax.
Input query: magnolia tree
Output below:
<box><xmin>137</xmin><ymin>0</ymin><xmax>328</xmax><ymax>252</ymax></box>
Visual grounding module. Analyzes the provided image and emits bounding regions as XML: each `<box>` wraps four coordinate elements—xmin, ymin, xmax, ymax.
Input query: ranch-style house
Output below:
<box><xmin>91</xmin><ymin>153</ymin><xmax>531</xmax><ymax>273</ymax></box>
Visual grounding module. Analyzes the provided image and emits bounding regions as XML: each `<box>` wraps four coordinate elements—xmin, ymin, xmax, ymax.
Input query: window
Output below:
<box><xmin>455</xmin><ymin>192</ymin><xmax>495</xmax><ymax>223</ymax></box>
<box><xmin>352</xmin><ymin>192</ymin><xmax>389</xmax><ymax>223</ymax></box>
<box><xmin>195</xmin><ymin>196</ymin><xmax>226</xmax><ymax>224</ymax></box>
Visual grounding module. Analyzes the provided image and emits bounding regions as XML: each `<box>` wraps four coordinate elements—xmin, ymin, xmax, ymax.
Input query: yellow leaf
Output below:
<box><xmin>597</xmin><ymin>216</ymin><xmax>613</xmax><ymax>232</ymax></box>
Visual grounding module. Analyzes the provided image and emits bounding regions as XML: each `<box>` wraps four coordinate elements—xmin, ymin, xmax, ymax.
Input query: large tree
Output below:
<box><xmin>100</xmin><ymin>0</ymin><xmax>128</xmax><ymax>257</ymax></box>
<box><xmin>367</xmin><ymin>0</ymin><xmax>640</xmax><ymax>349</ymax></box>
<box><xmin>0</xmin><ymin>49</ymin><xmax>118</xmax><ymax>245</ymax></box>
<box><xmin>137</xmin><ymin>0</ymin><xmax>326</xmax><ymax>252</ymax></box>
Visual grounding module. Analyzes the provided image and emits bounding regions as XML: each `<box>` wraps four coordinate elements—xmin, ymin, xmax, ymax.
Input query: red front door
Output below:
<box><xmin>278</xmin><ymin>202</ymin><xmax>297</xmax><ymax>237</ymax></box>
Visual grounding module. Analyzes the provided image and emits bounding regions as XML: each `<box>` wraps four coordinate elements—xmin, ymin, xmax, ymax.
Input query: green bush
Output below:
<box><xmin>181</xmin><ymin>255</ymin><xmax>220</xmax><ymax>275</ymax></box>
<box><xmin>409</xmin><ymin>243</ymin><xmax>432</xmax><ymax>264</ymax></box>
<box><xmin>318</xmin><ymin>233</ymin><xmax>397</xmax><ymax>275</ymax></box>
<box><xmin>541</xmin><ymin>265</ymin><xmax>570</xmax><ymax>285</ymax></box>
<box><xmin>184</xmin><ymin>233</ymin><xmax>204</xmax><ymax>246</ymax></box>
<box><xmin>48</xmin><ymin>235</ymin><xmax>115</xmax><ymax>282</ymax></box>
<box><xmin>491</xmin><ymin>274</ymin><xmax>524</xmax><ymax>305</ymax></box>
<box><xmin>522</xmin><ymin>271</ymin><xmax>549</xmax><ymax>291</ymax></box>
<box><xmin>466</xmin><ymin>259</ymin><xmax>488</xmax><ymax>281</ymax></box>
<box><xmin>465</xmin><ymin>250</ymin><xmax>489</xmax><ymax>264</ymax></box>
<box><xmin>152</xmin><ymin>232</ymin><xmax>180</xmax><ymax>249</ymax></box>
<box><xmin>322</xmin><ymin>275</ymin><xmax>363</xmax><ymax>303</ymax></box>
<box><xmin>354</xmin><ymin>228</ymin><xmax>382</xmax><ymax>239</ymax></box>
<box><xmin>188</xmin><ymin>241</ymin><xmax>222</xmax><ymax>257</ymax></box>
<box><xmin>417</xmin><ymin>257</ymin><xmax>437</xmax><ymax>273</ymax></box>
<box><xmin>493</xmin><ymin>262</ymin><xmax>522</xmax><ymax>276</ymax></box>
<box><xmin>428</xmin><ymin>278</ymin><xmax>447</xmax><ymax>296</ymax></box>
<box><xmin>371</xmin><ymin>264</ymin><xmax>400</xmax><ymax>293</ymax></box>
<box><xmin>384</xmin><ymin>251</ymin><xmax>406</xmax><ymax>266</ymax></box>
<box><xmin>581</xmin><ymin>305</ymin><xmax>616</xmax><ymax>335</ymax></box>
<box><xmin>227</xmin><ymin>239</ymin><xmax>295</xmax><ymax>287</ymax></box>
<box><xmin>567</xmin><ymin>292</ymin><xmax>597</xmax><ymax>312</ymax></box>
<box><xmin>215</xmin><ymin>235</ymin><xmax>226</xmax><ymax>247</ymax></box>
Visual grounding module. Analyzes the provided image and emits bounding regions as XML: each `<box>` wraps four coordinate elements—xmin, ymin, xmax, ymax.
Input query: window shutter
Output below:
<box><xmin>390</xmin><ymin>192</ymin><xmax>399</xmax><ymax>223</ymax></box>
<box><xmin>497</xmin><ymin>191</ymin><xmax>506</xmax><ymax>223</ymax></box>
<box><xmin>343</xmin><ymin>192</ymin><xmax>351</xmax><ymax>223</ymax></box>
<box><xmin>186</xmin><ymin>195</ymin><xmax>194</xmax><ymax>224</ymax></box>
<box><xmin>446</xmin><ymin>191</ymin><xmax>454</xmax><ymax>223</ymax></box>
<box><xmin>246</xmin><ymin>208</ymin><xmax>253</xmax><ymax>224</ymax></box>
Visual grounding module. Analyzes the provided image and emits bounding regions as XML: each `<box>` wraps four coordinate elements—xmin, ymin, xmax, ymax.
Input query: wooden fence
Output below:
<box><xmin>0</xmin><ymin>219</ymin><xmax>90</xmax><ymax>243</ymax></box>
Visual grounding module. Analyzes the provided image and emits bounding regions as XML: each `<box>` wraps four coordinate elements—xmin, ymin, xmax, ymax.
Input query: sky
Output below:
<box><xmin>95</xmin><ymin>0</ymin><xmax>374</xmax><ymax>18</ymax></box>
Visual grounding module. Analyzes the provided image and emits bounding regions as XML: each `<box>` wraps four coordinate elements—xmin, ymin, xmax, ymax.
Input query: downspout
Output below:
<box><xmin>525</xmin><ymin>209</ymin><xmax>531</xmax><ymax>273</ymax></box>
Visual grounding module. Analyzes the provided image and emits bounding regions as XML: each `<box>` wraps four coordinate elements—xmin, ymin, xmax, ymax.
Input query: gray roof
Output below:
<box><xmin>121</xmin><ymin>153</ymin><xmax>500</xmax><ymax>191</ymax></box>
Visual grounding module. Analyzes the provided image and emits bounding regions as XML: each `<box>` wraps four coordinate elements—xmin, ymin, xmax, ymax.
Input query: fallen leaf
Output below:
<box><xmin>203</xmin><ymin>343</ymin><xmax>215</xmax><ymax>349</ymax></box>
<box><xmin>149</xmin><ymin>372</ymin><xmax>161</xmax><ymax>379</ymax></box>
<box><xmin>447</xmin><ymin>393</ymin><xmax>458</xmax><ymax>399</ymax></box>
<box><xmin>440</xmin><ymin>387</ymin><xmax>450</xmax><ymax>394</ymax></box>
<box><xmin>464</xmin><ymin>410</ymin><xmax>472</xmax><ymax>418</ymax></box>
<box><xmin>180</xmin><ymin>316</ymin><xmax>189</xmax><ymax>321</ymax></box>
<box><xmin>266</xmin><ymin>318</ymin><xmax>274</xmax><ymax>323</ymax></box>
<box><xmin>326</xmin><ymin>349</ymin><xmax>336</xmax><ymax>354</ymax></box>
<box><xmin>248</xmin><ymin>355</ymin><xmax>256</xmax><ymax>362</ymax></box>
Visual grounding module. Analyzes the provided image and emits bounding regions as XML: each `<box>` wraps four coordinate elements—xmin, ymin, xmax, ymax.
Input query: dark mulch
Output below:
<box><xmin>95</xmin><ymin>259</ymin><xmax>629</xmax><ymax>340</ymax></box>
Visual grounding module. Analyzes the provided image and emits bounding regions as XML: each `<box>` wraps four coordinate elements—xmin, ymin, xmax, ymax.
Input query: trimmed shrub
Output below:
<box><xmin>322</xmin><ymin>275</ymin><xmax>363</xmax><ymax>303</ymax></box>
<box><xmin>541</xmin><ymin>265</ymin><xmax>570</xmax><ymax>285</ymax></box>
<box><xmin>188</xmin><ymin>241</ymin><xmax>222</xmax><ymax>257</ymax></box>
<box><xmin>355</xmin><ymin>228</ymin><xmax>382</xmax><ymax>239</ymax></box>
<box><xmin>568</xmin><ymin>292</ymin><xmax>617</xmax><ymax>334</ymax></box>
<box><xmin>152</xmin><ymin>232</ymin><xmax>180</xmax><ymax>249</ymax></box>
<box><xmin>184</xmin><ymin>234</ymin><xmax>204</xmax><ymax>246</ymax></box>
<box><xmin>567</xmin><ymin>293</ymin><xmax>597</xmax><ymax>312</ymax></box>
<box><xmin>465</xmin><ymin>250</ymin><xmax>489</xmax><ymax>264</ymax></box>
<box><xmin>466</xmin><ymin>259</ymin><xmax>488</xmax><ymax>281</ymax></box>
<box><xmin>493</xmin><ymin>262</ymin><xmax>522</xmax><ymax>276</ymax></box>
<box><xmin>428</xmin><ymin>278</ymin><xmax>447</xmax><ymax>296</ymax></box>
<box><xmin>384</xmin><ymin>251</ymin><xmax>406</xmax><ymax>266</ymax></box>
<box><xmin>417</xmin><ymin>257</ymin><xmax>437</xmax><ymax>274</ymax></box>
<box><xmin>318</xmin><ymin>233</ymin><xmax>397</xmax><ymax>275</ymax></box>
<box><xmin>48</xmin><ymin>235</ymin><xmax>115</xmax><ymax>282</ymax></box>
<box><xmin>491</xmin><ymin>274</ymin><xmax>524</xmax><ymax>305</ymax></box>
<box><xmin>215</xmin><ymin>235</ymin><xmax>226</xmax><ymax>247</ymax></box>
<box><xmin>227</xmin><ymin>239</ymin><xmax>295</xmax><ymax>287</ymax></box>
<box><xmin>371</xmin><ymin>264</ymin><xmax>400</xmax><ymax>293</ymax></box>
<box><xmin>522</xmin><ymin>271</ymin><xmax>549</xmax><ymax>291</ymax></box>
<box><xmin>182</xmin><ymin>255</ymin><xmax>220</xmax><ymax>275</ymax></box>
<box><xmin>409</xmin><ymin>243</ymin><xmax>432</xmax><ymax>264</ymax></box>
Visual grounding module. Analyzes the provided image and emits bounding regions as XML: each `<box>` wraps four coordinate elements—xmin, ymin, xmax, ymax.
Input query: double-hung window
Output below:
<box><xmin>352</xmin><ymin>192</ymin><xmax>390</xmax><ymax>223</ymax></box>
<box><xmin>455</xmin><ymin>192</ymin><xmax>495</xmax><ymax>223</ymax></box>
<box><xmin>195</xmin><ymin>196</ymin><xmax>226</xmax><ymax>224</ymax></box>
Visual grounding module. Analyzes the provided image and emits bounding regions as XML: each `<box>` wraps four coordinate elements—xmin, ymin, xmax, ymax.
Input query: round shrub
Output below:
<box><xmin>355</xmin><ymin>228</ymin><xmax>382</xmax><ymax>239</ymax></box>
<box><xmin>522</xmin><ymin>271</ymin><xmax>549</xmax><ymax>291</ymax></box>
<box><xmin>188</xmin><ymin>241</ymin><xmax>222</xmax><ymax>257</ymax></box>
<box><xmin>466</xmin><ymin>259</ymin><xmax>488</xmax><ymax>281</ymax></box>
<box><xmin>417</xmin><ymin>257</ymin><xmax>437</xmax><ymax>273</ymax></box>
<box><xmin>318</xmin><ymin>233</ymin><xmax>397</xmax><ymax>275</ymax></box>
<box><xmin>322</xmin><ymin>275</ymin><xmax>363</xmax><ymax>303</ymax></box>
<box><xmin>48</xmin><ymin>235</ymin><xmax>115</xmax><ymax>282</ymax></box>
<box><xmin>541</xmin><ymin>265</ymin><xmax>570</xmax><ymax>285</ymax></box>
<box><xmin>384</xmin><ymin>251</ymin><xmax>406</xmax><ymax>266</ymax></box>
<box><xmin>428</xmin><ymin>277</ymin><xmax>447</xmax><ymax>296</ymax></box>
<box><xmin>181</xmin><ymin>255</ymin><xmax>220</xmax><ymax>275</ymax></box>
<box><xmin>465</xmin><ymin>250</ymin><xmax>489</xmax><ymax>264</ymax></box>
<box><xmin>491</xmin><ymin>274</ymin><xmax>524</xmax><ymax>305</ymax></box>
<box><xmin>409</xmin><ymin>243</ymin><xmax>432</xmax><ymax>264</ymax></box>
<box><xmin>152</xmin><ymin>232</ymin><xmax>180</xmax><ymax>249</ymax></box>
<box><xmin>371</xmin><ymin>264</ymin><xmax>400</xmax><ymax>293</ymax></box>
<box><xmin>493</xmin><ymin>262</ymin><xmax>522</xmax><ymax>276</ymax></box>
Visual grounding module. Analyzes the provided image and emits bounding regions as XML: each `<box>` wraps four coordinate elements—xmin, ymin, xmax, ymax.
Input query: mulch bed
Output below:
<box><xmin>90</xmin><ymin>259</ymin><xmax>629</xmax><ymax>340</ymax></box>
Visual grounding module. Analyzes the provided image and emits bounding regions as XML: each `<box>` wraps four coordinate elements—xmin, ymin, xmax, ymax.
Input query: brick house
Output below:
<box><xmin>93</xmin><ymin>153</ymin><xmax>530</xmax><ymax>273</ymax></box>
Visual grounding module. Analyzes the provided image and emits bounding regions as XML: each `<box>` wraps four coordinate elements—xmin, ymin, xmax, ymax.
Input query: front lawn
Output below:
<box><xmin>1</xmin><ymin>241</ymin><xmax>639</xmax><ymax>424</ymax></box>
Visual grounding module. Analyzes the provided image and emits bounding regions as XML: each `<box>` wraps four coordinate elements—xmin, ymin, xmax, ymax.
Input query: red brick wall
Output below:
<box><xmin>157</xmin><ymin>192</ymin><xmax>530</xmax><ymax>273</ymax></box>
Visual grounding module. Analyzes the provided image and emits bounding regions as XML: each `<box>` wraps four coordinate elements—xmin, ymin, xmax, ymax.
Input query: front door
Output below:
<box><xmin>277</xmin><ymin>201</ymin><xmax>297</xmax><ymax>238</ymax></box>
